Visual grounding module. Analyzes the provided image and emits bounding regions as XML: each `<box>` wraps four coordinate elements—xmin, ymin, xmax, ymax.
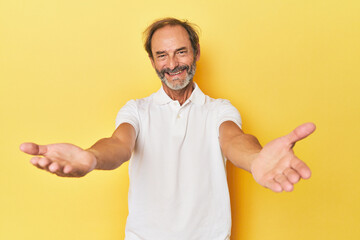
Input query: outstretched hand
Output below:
<box><xmin>250</xmin><ymin>122</ymin><xmax>316</xmax><ymax>192</ymax></box>
<box><xmin>20</xmin><ymin>142</ymin><xmax>97</xmax><ymax>177</ymax></box>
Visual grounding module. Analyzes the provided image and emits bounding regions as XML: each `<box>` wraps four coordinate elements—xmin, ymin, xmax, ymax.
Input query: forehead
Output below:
<box><xmin>151</xmin><ymin>25</ymin><xmax>192</xmax><ymax>53</ymax></box>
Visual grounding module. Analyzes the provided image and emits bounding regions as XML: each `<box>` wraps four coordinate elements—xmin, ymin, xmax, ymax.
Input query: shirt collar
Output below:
<box><xmin>153</xmin><ymin>82</ymin><xmax>206</xmax><ymax>105</ymax></box>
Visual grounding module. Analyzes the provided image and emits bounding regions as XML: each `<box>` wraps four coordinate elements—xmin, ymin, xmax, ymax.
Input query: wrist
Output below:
<box><xmin>248</xmin><ymin>151</ymin><xmax>261</xmax><ymax>173</ymax></box>
<box><xmin>86</xmin><ymin>148</ymin><xmax>100</xmax><ymax>170</ymax></box>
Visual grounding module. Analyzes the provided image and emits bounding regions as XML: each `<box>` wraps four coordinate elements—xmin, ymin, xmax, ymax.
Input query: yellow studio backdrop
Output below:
<box><xmin>1</xmin><ymin>0</ymin><xmax>359</xmax><ymax>239</ymax></box>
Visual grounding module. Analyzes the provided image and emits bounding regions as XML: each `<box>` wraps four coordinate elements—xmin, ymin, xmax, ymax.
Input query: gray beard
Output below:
<box><xmin>156</xmin><ymin>62</ymin><xmax>196</xmax><ymax>91</ymax></box>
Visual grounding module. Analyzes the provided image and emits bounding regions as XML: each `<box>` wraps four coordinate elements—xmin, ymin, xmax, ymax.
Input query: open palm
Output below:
<box><xmin>20</xmin><ymin>142</ymin><xmax>97</xmax><ymax>177</ymax></box>
<box><xmin>251</xmin><ymin>123</ymin><xmax>315</xmax><ymax>192</ymax></box>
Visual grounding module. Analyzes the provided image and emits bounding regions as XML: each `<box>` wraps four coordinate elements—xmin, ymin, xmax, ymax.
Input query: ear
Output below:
<box><xmin>149</xmin><ymin>56</ymin><xmax>155</xmax><ymax>69</ymax></box>
<box><xmin>195</xmin><ymin>44</ymin><xmax>200</xmax><ymax>61</ymax></box>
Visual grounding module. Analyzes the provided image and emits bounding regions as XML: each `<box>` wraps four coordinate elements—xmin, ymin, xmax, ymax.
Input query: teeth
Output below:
<box><xmin>169</xmin><ymin>70</ymin><xmax>183</xmax><ymax>75</ymax></box>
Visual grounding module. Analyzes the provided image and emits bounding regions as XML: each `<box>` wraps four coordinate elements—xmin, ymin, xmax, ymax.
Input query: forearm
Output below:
<box><xmin>87</xmin><ymin>137</ymin><xmax>131</xmax><ymax>170</ymax></box>
<box><xmin>219</xmin><ymin>121</ymin><xmax>262</xmax><ymax>172</ymax></box>
<box><xmin>87</xmin><ymin>123</ymin><xmax>136</xmax><ymax>170</ymax></box>
<box><xmin>224</xmin><ymin>133</ymin><xmax>262</xmax><ymax>172</ymax></box>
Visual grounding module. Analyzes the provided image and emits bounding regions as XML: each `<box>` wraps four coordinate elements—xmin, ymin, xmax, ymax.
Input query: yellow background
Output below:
<box><xmin>1</xmin><ymin>0</ymin><xmax>359</xmax><ymax>239</ymax></box>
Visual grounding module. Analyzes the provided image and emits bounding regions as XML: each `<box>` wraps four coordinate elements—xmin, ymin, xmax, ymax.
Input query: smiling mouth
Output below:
<box><xmin>167</xmin><ymin>69</ymin><xmax>185</xmax><ymax>76</ymax></box>
<box><xmin>161</xmin><ymin>65</ymin><xmax>189</xmax><ymax>77</ymax></box>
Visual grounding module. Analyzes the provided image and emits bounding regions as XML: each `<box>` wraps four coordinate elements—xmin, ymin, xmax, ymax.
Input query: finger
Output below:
<box><xmin>64</xmin><ymin>165</ymin><xmax>87</xmax><ymax>177</ymax></box>
<box><xmin>54</xmin><ymin>165</ymin><xmax>76</xmax><ymax>177</ymax></box>
<box><xmin>283</xmin><ymin>168</ymin><xmax>300</xmax><ymax>184</ymax></box>
<box><xmin>30</xmin><ymin>156</ymin><xmax>50</xmax><ymax>170</ymax></box>
<box><xmin>274</xmin><ymin>174</ymin><xmax>294</xmax><ymax>192</ymax></box>
<box><xmin>291</xmin><ymin>158</ymin><xmax>312</xmax><ymax>179</ymax></box>
<box><xmin>286</xmin><ymin>122</ymin><xmax>316</xmax><ymax>145</ymax></box>
<box><xmin>20</xmin><ymin>142</ymin><xmax>48</xmax><ymax>156</ymax></box>
<box><xmin>38</xmin><ymin>157</ymin><xmax>52</xmax><ymax>168</ymax></box>
<box><xmin>39</xmin><ymin>161</ymin><xmax>67</xmax><ymax>177</ymax></box>
<box><xmin>30</xmin><ymin>156</ymin><xmax>42</xmax><ymax>165</ymax></box>
<box><xmin>264</xmin><ymin>179</ymin><xmax>283</xmax><ymax>193</ymax></box>
<box><xmin>63</xmin><ymin>165</ymin><xmax>73</xmax><ymax>174</ymax></box>
<box><xmin>48</xmin><ymin>162</ymin><xmax>60</xmax><ymax>173</ymax></box>
<box><xmin>54</xmin><ymin>164</ymin><xmax>80</xmax><ymax>177</ymax></box>
<box><xmin>50</xmin><ymin>163</ymin><xmax>71</xmax><ymax>177</ymax></box>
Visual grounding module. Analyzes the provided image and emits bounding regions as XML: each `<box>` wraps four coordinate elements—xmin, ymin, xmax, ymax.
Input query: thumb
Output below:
<box><xmin>20</xmin><ymin>142</ymin><xmax>48</xmax><ymax>156</ymax></box>
<box><xmin>286</xmin><ymin>122</ymin><xmax>316</xmax><ymax>144</ymax></box>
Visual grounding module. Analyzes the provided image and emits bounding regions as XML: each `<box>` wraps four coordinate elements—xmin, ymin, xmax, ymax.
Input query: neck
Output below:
<box><xmin>162</xmin><ymin>81</ymin><xmax>194</xmax><ymax>105</ymax></box>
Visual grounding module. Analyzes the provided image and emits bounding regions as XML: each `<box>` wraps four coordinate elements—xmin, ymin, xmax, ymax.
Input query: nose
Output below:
<box><xmin>167</xmin><ymin>56</ymin><xmax>179</xmax><ymax>70</ymax></box>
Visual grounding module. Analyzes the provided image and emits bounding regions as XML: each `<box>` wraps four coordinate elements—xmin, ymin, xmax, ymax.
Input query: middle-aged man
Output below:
<box><xmin>20</xmin><ymin>18</ymin><xmax>316</xmax><ymax>240</ymax></box>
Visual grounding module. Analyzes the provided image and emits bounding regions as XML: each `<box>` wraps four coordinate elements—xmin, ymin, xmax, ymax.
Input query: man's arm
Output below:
<box><xmin>88</xmin><ymin>123</ymin><xmax>136</xmax><ymax>170</ymax></box>
<box><xmin>219</xmin><ymin>121</ymin><xmax>262</xmax><ymax>172</ymax></box>
<box><xmin>219</xmin><ymin>121</ymin><xmax>315</xmax><ymax>192</ymax></box>
<box><xmin>20</xmin><ymin>123</ymin><xmax>136</xmax><ymax>177</ymax></box>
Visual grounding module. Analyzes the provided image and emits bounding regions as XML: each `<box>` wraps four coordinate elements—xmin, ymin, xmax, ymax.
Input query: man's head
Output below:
<box><xmin>143</xmin><ymin>18</ymin><xmax>200</xmax><ymax>91</ymax></box>
<box><xmin>144</xmin><ymin>18</ymin><xmax>200</xmax><ymax>60</ymax></box>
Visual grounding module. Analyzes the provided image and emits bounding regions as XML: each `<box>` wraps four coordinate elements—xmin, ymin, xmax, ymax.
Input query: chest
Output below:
<box><xmin>139</xmin><ymin>102</ymin><xmax>218</xmax><ymax>139</ymax></box>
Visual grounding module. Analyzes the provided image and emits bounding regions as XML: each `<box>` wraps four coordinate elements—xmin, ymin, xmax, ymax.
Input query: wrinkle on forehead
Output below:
<box><xmin>151</xmin><ymin>25</ymin><xmax>192</xmax><ymax>54</ymax></box>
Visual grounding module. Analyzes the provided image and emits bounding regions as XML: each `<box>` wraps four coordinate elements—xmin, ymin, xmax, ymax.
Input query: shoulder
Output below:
<box><xmin>115</xmin><ymin>94</ymin><xmax>156</xmax><ymax>131</ymax></box>
<box><xmin>203</xmin><ymin>94</ymin><xmax>241</xmax><ymax>117</ymax></box>
<box><xmin>128</xmin><ymin>93</ymin><xmax>159</xmax><ymax>113</ymax></box>
<box><xmin>121</xmin><ymin>92</ymin><xmax>157</xmax><ymax>109</ymax></box>
<box><xmin>203</xmin><ymin>95</ymin><xmax>234</xmax><ymax>109</ymax></box>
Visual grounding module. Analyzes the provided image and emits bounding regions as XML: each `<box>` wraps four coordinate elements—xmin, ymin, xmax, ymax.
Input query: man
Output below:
<box><xmin>20</xmin><ymin>18</ymin><xmax>315</xmax><ymax>240</ymax></box>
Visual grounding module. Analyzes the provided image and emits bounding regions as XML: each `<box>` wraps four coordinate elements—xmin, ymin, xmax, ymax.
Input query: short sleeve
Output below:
<box><xmin>216</xmin><ymin>99</ymin><xmax>242</xmax><ymax>136</ymax></box>
<box><xmin>115</xmin><ymin>100</ymin><xmax>140</xmax><ymax>137</ymax></box>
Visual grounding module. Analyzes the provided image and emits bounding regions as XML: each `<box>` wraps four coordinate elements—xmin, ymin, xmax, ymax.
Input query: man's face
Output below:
<box><xmin>150</xmin><ymin>25</ymin><xmax>200</xmax><ymax>91</ymax></box>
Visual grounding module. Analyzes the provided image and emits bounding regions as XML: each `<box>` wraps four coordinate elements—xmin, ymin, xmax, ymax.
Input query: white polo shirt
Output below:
<box><xmin>115</xmin><ymin>83</ymin><xmax>242</xmax><ymax>240</ymax></box>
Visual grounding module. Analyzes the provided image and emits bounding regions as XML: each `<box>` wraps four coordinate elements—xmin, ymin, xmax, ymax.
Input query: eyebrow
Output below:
<box><xmin>155</xmin><ymin>47</ymin><xmax>188</xmax><ymax>56</ymax></box>
<box><xmin>175</xmin><ymin>47</ymin><xmax>187</xmax><ymax>52</ymax></box>
<box><xmin>155</xmin><ymin>51</ymin><xmax>166</xmax><ymax>56</ymax></box>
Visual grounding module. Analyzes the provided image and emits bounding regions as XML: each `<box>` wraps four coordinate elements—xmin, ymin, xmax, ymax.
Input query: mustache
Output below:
<box><xmin>160</xmin><ymin>65</ymin><xmax>189</xmax><ymax>76</ymax></box>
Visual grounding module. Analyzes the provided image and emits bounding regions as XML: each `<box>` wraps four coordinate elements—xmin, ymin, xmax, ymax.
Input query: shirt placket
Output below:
<box><xmin>172</xmin><ymin>101</ymin><xmax>189</xmax><ymax>138</ymax></box>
